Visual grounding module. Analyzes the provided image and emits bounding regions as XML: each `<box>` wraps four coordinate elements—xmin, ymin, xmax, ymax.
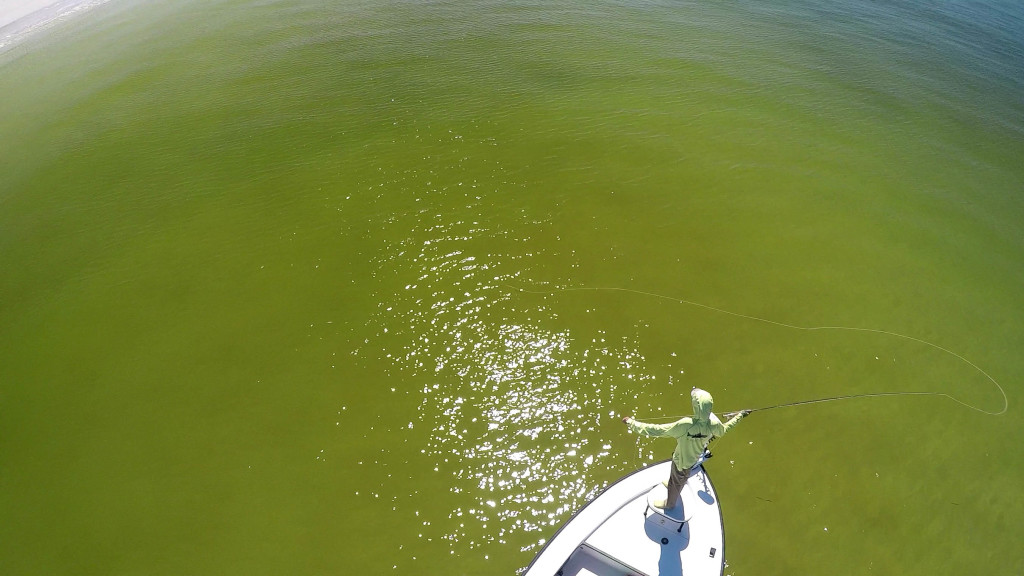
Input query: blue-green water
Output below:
<box><xmin>1</xmin><ymin>0</ymin><xmax>1022</xmax><ymax>574</ymax></box>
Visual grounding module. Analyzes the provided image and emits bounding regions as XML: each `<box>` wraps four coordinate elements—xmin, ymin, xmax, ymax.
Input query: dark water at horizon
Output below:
<box><xmin>2</xmin><ymin>1</ymin><xmax>1022</xmax><ymax>574</ymax></box>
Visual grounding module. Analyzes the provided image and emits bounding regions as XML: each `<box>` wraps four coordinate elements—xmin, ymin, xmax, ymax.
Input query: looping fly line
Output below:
<box><xmin>509</xmin><ymin>284</ymin><xmax>1008</xmax><ymax>416</ymax></box>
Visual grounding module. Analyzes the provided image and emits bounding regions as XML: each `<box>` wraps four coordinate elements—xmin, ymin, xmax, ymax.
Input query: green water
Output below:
<box><xmin>2</xmin><ymin>0</ymin><xmax>1022</xmax><ymax>574</ymax></box>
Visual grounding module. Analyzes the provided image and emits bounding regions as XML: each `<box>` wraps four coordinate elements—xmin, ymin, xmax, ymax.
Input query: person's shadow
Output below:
<box><xmin>643</xmin><ymin>519</ymin><xmax>688</xmax><ymax>575</ymax></box>
<box><xmin>643</xmin><ymin>500</ymin><xmax>692</xmax><ymax>569</ymax></box>
<box><xmin>641</xmin><ymin>488</ymin><xmax>716</xmax><ymax>575</ymax></box>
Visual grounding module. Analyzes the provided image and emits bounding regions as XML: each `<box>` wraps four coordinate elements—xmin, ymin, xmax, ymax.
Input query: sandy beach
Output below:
<box><xmin>0</xmin><ymin>0</ymin><xmax>108</xmax><ymax>47</ymax></box>
<box><xmin>1</xmin><ymin>0</ymin><xmax>69</xmax><ymax>28</ymax></box>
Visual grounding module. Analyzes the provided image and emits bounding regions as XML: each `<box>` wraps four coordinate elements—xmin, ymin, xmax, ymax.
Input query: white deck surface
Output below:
<box><xmin>523</xmin><ymin>461</ymin><xmax>725</xmax><ymax>576</ymax></box>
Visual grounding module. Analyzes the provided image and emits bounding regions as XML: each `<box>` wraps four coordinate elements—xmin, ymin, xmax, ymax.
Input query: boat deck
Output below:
<box><xmin>524</xmin><ymin>461</ymin><xmax>725</xmax><ymax>576</ymax></box>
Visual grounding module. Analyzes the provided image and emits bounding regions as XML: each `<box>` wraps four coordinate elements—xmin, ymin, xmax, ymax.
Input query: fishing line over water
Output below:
<box><xmin>510</xmin><ymin>284</ymin><xmax>1009</xmax><ymax>417</ymax></box>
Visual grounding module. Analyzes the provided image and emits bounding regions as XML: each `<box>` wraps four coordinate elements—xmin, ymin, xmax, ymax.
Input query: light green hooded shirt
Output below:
<box><xmin>626</xmin><ymin>388</ymin><xmax>745</xmax><ymax>471</ymax></box>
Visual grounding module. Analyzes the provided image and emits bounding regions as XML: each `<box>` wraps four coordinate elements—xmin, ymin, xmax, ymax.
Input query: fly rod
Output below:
<box><xmin>717</xmin><ymin>390</ymin><xmax>973</xmax><ymax>419</ymax></box>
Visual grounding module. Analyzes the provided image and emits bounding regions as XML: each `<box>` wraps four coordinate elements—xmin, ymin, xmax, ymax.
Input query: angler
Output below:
<box><xmin>622</xmin><ymin>388</ymin><xmax>751</xmax><ymax>509</ymax></box>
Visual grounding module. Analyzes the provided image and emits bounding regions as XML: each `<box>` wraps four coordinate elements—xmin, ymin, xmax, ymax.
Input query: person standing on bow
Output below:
<box><xmin>622</xmin><ymin>388</ymin><xmax>750</xmax><ymax>510</ymax></box>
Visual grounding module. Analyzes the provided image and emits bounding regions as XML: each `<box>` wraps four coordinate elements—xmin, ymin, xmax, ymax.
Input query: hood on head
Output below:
<box><xmin>691</xmin><ymin>388</ymin><xmax>714</xmax><ymax>420</ymax></box>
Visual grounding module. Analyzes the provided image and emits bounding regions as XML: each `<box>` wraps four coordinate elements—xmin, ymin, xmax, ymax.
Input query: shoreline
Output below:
<box><xmin>0</xmin><ymin>0</ymin><xmax>111</xmax><ymax>51</ymax></box>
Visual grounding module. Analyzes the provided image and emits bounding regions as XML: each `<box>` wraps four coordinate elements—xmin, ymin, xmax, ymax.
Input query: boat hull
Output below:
<box><xmin>523</xmin><ymin>460</ymin><xmax>725</xmax><ymax>576</ymax></box>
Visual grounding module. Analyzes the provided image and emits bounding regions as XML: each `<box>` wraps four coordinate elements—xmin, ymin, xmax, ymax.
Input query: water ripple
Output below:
<box><xmin>365</xmin><ymin>213</ymin><xmax>654</xmax><ymax>554</ymax></box>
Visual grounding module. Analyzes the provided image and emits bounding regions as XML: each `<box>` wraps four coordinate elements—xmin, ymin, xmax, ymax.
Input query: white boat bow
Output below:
<box><xmin>523</xmin><ymin>459</ymin><xmax>725</xmax><ymax>576</ymax></box>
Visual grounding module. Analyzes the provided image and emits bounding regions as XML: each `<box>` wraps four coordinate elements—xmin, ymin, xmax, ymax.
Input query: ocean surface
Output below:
<box><xmin>1</xmin><ymin>0</ymin><xmax>1022</xmax><ymax>574</ymax></box>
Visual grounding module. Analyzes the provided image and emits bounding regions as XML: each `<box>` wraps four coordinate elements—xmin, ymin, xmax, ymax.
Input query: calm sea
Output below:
<box><xmin>2</xmin><ymin>0</ymin><xmax>1022</xmax><ymax>574</ymax></box>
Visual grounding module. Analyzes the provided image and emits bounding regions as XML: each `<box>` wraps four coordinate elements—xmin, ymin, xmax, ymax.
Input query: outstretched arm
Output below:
<box><xmin>713</xmin><ymin>410</ymin><xmax>751</xmax><ymax>436</ymax></box>
<box><xmin>622</xmin><ymin>415</ymin><xmax>684</xmax><ymax>438</ymax></box>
